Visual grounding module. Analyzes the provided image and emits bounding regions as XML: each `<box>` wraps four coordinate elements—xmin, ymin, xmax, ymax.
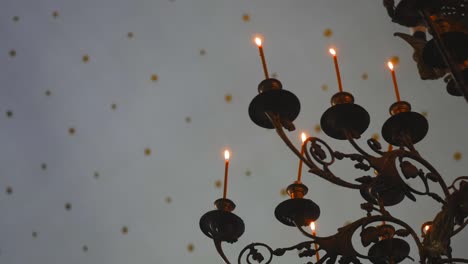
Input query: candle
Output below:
<box><xmin>223</xmin><ymin>150</ymin><xmax>231</xmax><ymax>199</ymax></box>
<box><xmin>329</xmin><ymin>48</ymin><xmax>344</xmax><ymax>92</ymax></box>
<box><xmin>310</xmin><ymin>222</ymin><xmax>320</xmax><ymax>262</ymax></box>
<box><xmin>297</xmin><ymin>132</ymin><xmax>307</xmax><ymax>183</ymax></box>
<box><xmin>387</xmin><ymin>62</ymin><xmax>401</xmax><ymax>102</ymax></box>
<box><xmin>255</xmin><ymin>37</ymin><xmax>270</xmax><ymax>79</ymax></box>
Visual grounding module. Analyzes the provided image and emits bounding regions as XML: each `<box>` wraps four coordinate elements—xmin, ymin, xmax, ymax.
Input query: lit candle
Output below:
<box><xmin>297</xmin><ymin>132</ymin><xmax>307</xmax><ymax>183</ymax></box>
<box><xmin>423</xmin><ymin>224</ymin><xmax>431</xmax><ymax>236</ymax></box>
<box><xmin>387</xmin><ymin>62</ymin><xmax>401</xmax><ymax>102</ymax></box>
<box><xmin>329</xmin><ymin>48</ymin><xmax>344</xmax><ymax>92</ymax></box>
<box><xmin>223</xmin><ymin>150</ymin><xmax>231</xmax><ymax>199</ymax></box>
<box><xmin>310</xmin><ymin>222</ymin><xmax>320</xmax><ymax>262</ymax></box>
<box><xmin>255</xmin><ymin>36</ymin><xmax>270</xmax><ymax>79</ymax></box>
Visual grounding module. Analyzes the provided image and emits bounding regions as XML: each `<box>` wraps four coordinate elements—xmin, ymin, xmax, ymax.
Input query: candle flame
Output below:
<box><xmin>224</xmin><ymin>150</ymin><xmax>230</xmax><ymax>161</ymax></box>
<box><xmin>310</xmin><ymin>222</ymin><xmax>316</xmax><ymax>231</ymax></box>
<box><xmin>424</xmin><ymin>225</ymin><xmax>430</xmax><ymax>232</ymax></box>
<box><xmin>388</xmin><ymin>61</ymin><xmax>394</xmax><ymax>70</ymax></box>
<box><xmin>255</xmin><ymin>37</ymin><xmax>263</xmax><ymax>47</ymax></box>
<box><xmin>301</xmin><ymin>132</ymin><xmax>307</xmax><ymax>143</ymax></box>
<box><xmin>329</xmin><ymin>48</ymin><xmax>337</xmax><ymax>56</ymax></box>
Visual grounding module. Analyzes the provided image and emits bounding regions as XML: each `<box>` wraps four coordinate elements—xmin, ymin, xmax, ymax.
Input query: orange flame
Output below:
<box><xmin>388</xmin><ymin>61</ymin><xmax>394</xmax><ymax>70</ymax></box>
<box><xmin>255</xmin><ymin>37</ymin><xmax>263</xmax><ymax>47</ymax></box>
<box><xmin>310</xmin><ymin>222</ymin><xmax>316</xmax><ymax>231</ymax></box>
<box><xmin>301</xmin><ymin>132</ymin><xmax>307</xmax><ymax>143</ymax></box>
<box><xmin>329</xmin><ymin>48</ymin><xmax>337</xmax><ymax>56</ymax></box>
<box><xmin>224</xmin><ymin>150</ymin><xmax>230</xmax><ymax>161</ymax></box>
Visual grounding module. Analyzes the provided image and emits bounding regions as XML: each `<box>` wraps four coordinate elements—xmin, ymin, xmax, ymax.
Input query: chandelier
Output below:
<box><xmin>199</xmin><ymin>3</ymin><xmax>468</xmax><ymax>264</ymax></box>
<box><xmin>383</xmin><ymin>0</ymin><xmax>468</xmax><ymax>100</ymax></box>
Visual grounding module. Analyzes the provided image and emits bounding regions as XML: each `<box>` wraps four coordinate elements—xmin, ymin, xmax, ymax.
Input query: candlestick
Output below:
<box><xmin>387</xmin><ymin>62</ymin><xmax>401</xmax><ymax>102</ymax></box>
<box><xmin>310</xmin><ymin>222</ymin><xmax>320</xmax><ymax>262</ymax></box>
<box><xmin>329</xmin><ymin>48</ymin><xmax>344</xmax><ymax>92</ymax></box>
<box><xmin>297</xmin><ymin>132</ymin><xmax>307</xmax><ymax>183</ymax></box>
<box><xmin>255</xmin><ymin>37</ymin><xmax>270</xmax><ymax>79</ymax></box>
<box><xmin>223</xmin><ymin>150</ymin><xmax>230</xmax><ymax>199</ymax></box>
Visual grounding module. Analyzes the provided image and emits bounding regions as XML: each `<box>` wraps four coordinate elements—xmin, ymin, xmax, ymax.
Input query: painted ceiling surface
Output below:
<box><xmin>1</xmin><ymin>0</ymin><xmax>467</xmax><ymax>263</ymax></box>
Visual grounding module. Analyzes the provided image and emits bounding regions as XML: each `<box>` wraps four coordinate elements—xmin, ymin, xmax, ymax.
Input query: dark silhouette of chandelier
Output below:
<box><xmin>383</xmin><ymin>0</ymin><xmax>468</xmax><ymax>100</ymax></box>
<box><xmin>199</xmin><ymin>2</ymin><xmax>468</xmax><ymax>263</ymax></box>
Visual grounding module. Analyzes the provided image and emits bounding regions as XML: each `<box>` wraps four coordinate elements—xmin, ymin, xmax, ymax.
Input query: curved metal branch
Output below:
<box><xmin>346</xmin><ymin>132</ymin><xmax>372</xmax><ymax>158</ymax></box>
<box><xmin>268</xmin><ymin>113</ymin><xmax>362</xmax><ymax>190</ymax></box>
<box><xmin>214</xmin><ymin>240</ymin><xmax>232</xmax><ymax>264</ymax></box>
<box><xmin>448</xmin><ymin>176</ymin><xmax>468</xmax><ymax>191</ymax></box>
<box><xmin>452</xmin><ymin>219</ymin><xmax>468</xmax><ymax>237</ymax></box>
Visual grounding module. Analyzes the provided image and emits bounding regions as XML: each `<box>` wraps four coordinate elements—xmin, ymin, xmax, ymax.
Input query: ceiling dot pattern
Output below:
<box><xmin>1</xmin><ymin>1</ymin><xmax>467</xmax><ymax>263</ymax></box>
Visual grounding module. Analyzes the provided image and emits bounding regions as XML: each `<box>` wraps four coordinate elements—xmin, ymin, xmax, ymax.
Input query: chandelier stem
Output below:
<box><xmin>420</xmin><ymin>10</ymin><xmax>468</xmax><ymax>102</ymax></box>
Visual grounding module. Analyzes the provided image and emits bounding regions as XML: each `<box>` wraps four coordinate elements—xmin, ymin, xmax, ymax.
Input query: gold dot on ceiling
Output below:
<box><xmin>361</xmin><ymin>73</ymin><xmax>369</xmax><ymax>80</ymax></box>
<box><xmin>45</xmin><ymin>90</ymin><xmax>52</xmax><ymax>96</ymax></box>
<box><xmin>245</xmin><ymin>170</ymin><xmax>252</xmax><ymax>177</ymax></box>
<box><xmin>68</xmin><ymin>127</ymin><xmax>76</xmax><ymax>135</ymax></box>
<box><xmin>390</xmin><ymin>56</ymin><xmax>400</xmax><ymax>65</ymax></box>
<box><xmin>165</xmin><ymin>196</ymin><xmax>172</xmax><ymax>204</ymax></box>
<box><xmin>32</xmin><ymin>231</ymin><xmax>38</xmax><ymax>238</ymax></box>
<box><xmin>6</xmin><ymin>186</ymin><xmax>13</xmax><ymax>195</ymax></box>
<box><xmin>151</xmin><ymin>74</ymin><xmax>158</xmax><ymax>82</ymax></box>
<box><xmin>82</xmin><ymin>54</ymin><xmax>90</xmax><ymax>63</ymax></box>
<box><xmin>314</xmin><ymin>124</ymin><xmax>321</xmax><ymax>133</ymax></box>
<box><xmin>65</xmin><ymin>203</ymin><xmax>72</xmax><ymax>211</ymax></box>
<box><xmin>453</xmin><ymin>152</ymin><xmax>462</xmax><ymax>161</ymax></box>
<box><xmin>12</xmin><ymin>16</ymin><xmax>19</xmax><ymax>22</ymax></box>
<box><xmin>185</xmin><ymin>116</ymin><xmax>191</xmax><ymax>123</ymax></box>
<box><xmin>321</xmin><ymin>84</ymin><xmax>329</xmax><ymax>91</ymax></box>
<box><xmin>242</xmin><ymin>13</ymin><xmax>250</xmax><ymax>22</ymax></box>
<box><xmin>215</xmin><ymin>180</ymin><xmax>222</xmax><ymax>188</ymax></box>
<box><xmin>6</xmin><ymin>111</ymin><xmax>13</xmax><ymax>118</ymax></box>
<box><xmin>323</xmin><ymin>28</ymin><xmax>333</xmax><ymax>38</ymax></box>
<box><xmin>187</xmin><ymin>243</ymin><xmax>195</xmax><ymax>252</ymax></box>
<box><xmin>127</xmin><ymin>32</ymin><xmax>134</xmax><ymax>38</ymax></box>
<box><xmin>9</xmin><ymin>50</ymin><xmax>16</xmax><ymax>57</ymax></box>
<box><xmin>41</xmin><ymin>163</ymin><xmax>47</xmax><ymax>170</ymax></box>
<box><xmin>199</xmin><ymin>49</ymin><xmax>206</xmax><ymax>56</ymax></box>
<box><xmin>280</xmin><ymin>188</ymin><xmax>288</xmax><ymax>197</ymax></box>
<box><xmin>82</xmin><ymin>245</ymin><xmax>88</xmax><ymax>252</ymax></box>
<box><xmin>225</xmin><ymin>93</ymin><xmax>232</xmax><ymax>103</ymax></box>
<box><xmin>144</xmin><ymin>148</ymin><xmax>152</xmax><ymax>156</ymax></box>
<box><xmin>121</xmin><ymin>226</ymin><xmax>129</xmax><ymax>234</ymax></box>
<box><xmin>372</xmin><ymin>133</ymin><xmax>380</xmax><ymax>141</ymax></box>
<box><xmin>52</xmin><ymin>11</ymin><xmax>59</xmax><ymax>18</ymax></box>
<box><xmin>111</xmin><ymin>103</ymin><xmax>117</xmax><ymax>110</ymax></box>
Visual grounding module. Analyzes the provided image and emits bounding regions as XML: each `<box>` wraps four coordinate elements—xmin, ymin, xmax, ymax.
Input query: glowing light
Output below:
<box><xmin>255</xmin><ymin>37</ymin><xmax>263</xmax><ymax>47</ymax></box>
<box><xmin>329</xmin><ymin>48</ymin><xmax>337</xmax><ymax>56</ymax></box>
<box><xmin>301</xmin><ymin>133</ymin><xmax>307</xmax><ymax>143</ymax></box>
<box><xmin>424</xmin><ymin>225</ymin><xmax>430</xmax><ymax>232</ymax></box>
<box><xmin>388</xmin><ymin>61</ymin><xmax>394</xmax><ymax>71</ymax></box>
<box><xmin>224</xmin><ymin>150</ymin><xmax>230</xmax><ymax>161</ymax></box>
<box><xmin>310</xmin><ymin>222</ymin><xmax>316</xmax><ymax>231</ymax></box>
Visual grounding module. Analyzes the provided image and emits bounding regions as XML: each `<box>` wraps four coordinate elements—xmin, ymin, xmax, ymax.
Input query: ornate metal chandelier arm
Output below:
<box><xmin>345</xmin><ymin>132</ymin><xmax>373</xmax><ymax>158</ymax></box>
<box><xmin>294</xmin><ymin>215</ymin><xmax>424</xmax><ymax>261</ymax></box>
<box><xmin>214</xmin><ymin>240</ymin><xmax>233</xmax><ymax>264</ymax></box>
<box><xmin>237</xmin><ymin>243</ymin><xmax>275</xmax><ymax>264</ymax></box>
<box><xmin>402</xmin><ymin>150</ymin><xmax>450</xmax><ymax>198</ymax></box>
<box><xmin>448</xmin><ymin>176</ymin><xmax>468</xmax><ymax>191</ymax></box>
<box><xmin>452</xmin><ymin>219</ymin><xmax>468</xmax><ymax>237</ymax></box>
<box><xmin>419</xmin><ymin>10</ymin><xmax>468</xmax><ymax>101</ymax></box>
<box><xmin>266</xmin><ymin>112</ymin><xmax>362</xmax><ymax>189</ymax></box>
